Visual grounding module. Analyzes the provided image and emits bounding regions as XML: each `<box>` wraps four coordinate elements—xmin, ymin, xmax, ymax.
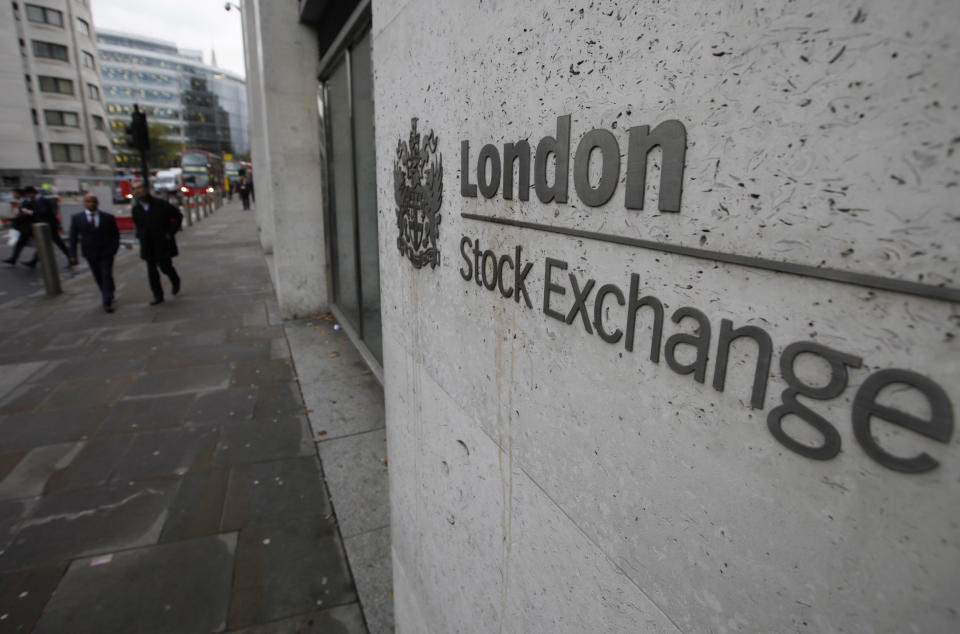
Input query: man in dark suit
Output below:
<box><xmin>3</xmin><ymin>186</ymin><xmax>71</xmax><ymax>267</ymax></box>
<box><xmin>130</xmin><ymin>181</ymin><xmax>183</xmax><ymax>305</ymax></box>
<box><xmin>69</xmin><ymin>194</ymin><xmax>120</xmax><ymax>313</ymax></box>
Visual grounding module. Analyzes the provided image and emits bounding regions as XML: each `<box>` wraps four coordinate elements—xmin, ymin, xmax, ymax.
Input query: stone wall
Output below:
<box><xmin>374</xmin><ymin>1</ymin><xmax>960</xmax><ymax>632</ymax></box>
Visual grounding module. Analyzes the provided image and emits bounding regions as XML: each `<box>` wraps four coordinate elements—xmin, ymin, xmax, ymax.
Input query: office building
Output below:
<box><xmin>0</xmin><ymin>0</ymin><xmax>113</xmax><ymax>185</ymax></box>
<box><xmin>96</xmin><ymin>29</ymin><xmax>248</xmax><ymax>168</ymax></box>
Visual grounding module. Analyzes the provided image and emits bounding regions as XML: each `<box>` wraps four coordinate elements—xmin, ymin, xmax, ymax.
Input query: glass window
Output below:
<box><xmin>38</xmin><ymin>75</ymin><xmax>73</xmax><ymax>94</ymax></box>
<box><xmin>51</xmin><ymin>143</ymin><xmax>84</xmax><ymax>162</ymax></box>
<box><xmin>322</xmin><ymin>25</ymin><xmax>382</xmax><ymax>363</ymax></box>
<box><xmin>44</xmin><ymin>110</ymin><xmax>79</xmax><ymax>127</ymax></box>
<box><xmin>38</xmin><ymin>143</ymin><xmax>45</xmax><ymax>163</ymax></box>
<box><xmin>326</xmin><ymin>57</ymin><xmax>360</xmax><ymax>329</ymax></box>
<box><xmin>97</xmin><ymin>146</ymin><xmax>110</xmax><ymax>164</ymax></box>
<box><xmin>33</xmin><ymin>40</ymin><xmax>68</xmax><ymax>61</ymax></box>
<box><xmin>31</xmin><ymin>109</ymin><xmax>38</xmax><ymax>125</ymax></box>
<box><xmin>87</xmin><ymin>83</ymin><xmax>99</xmax><ymax>100</ymax></box>
<box><xmin>92</xmin><ymin>114</ymin><xmax>104</xmax><ymax>130</ymax></box>
<box><xmin>77</xmin><ymin>18</ymin><xmax>89</xmax><ymax>36</ymax></box>
<box><xmin>26</xmin><ymin>4</ymin><xmax>62</xmax><ymax>26</ymax></box>
<box><xmin>82</xmin><ymin>51</ymin><xmax>95</xmax><ymax>69</ymax></box>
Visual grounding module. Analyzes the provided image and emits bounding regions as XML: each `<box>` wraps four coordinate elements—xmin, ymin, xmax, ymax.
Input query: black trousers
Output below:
<box><xmin>240</xmin><ymin>192</ymin><xmax>250</xmax><ymax>209</ymax></box>
<box><xmin>86</xmin><ymin>255</ymin><xmax>115</xmax><ymax>306</ymax></box>
<box><xmin>146</xmin><ymin>257</ymin><xmax>179</xmax><ymax>300</ymax></box>
<box><xmin>13</xmin><ymin>228</ymin><xmax>71</xmax><ymax>263</ymax></box>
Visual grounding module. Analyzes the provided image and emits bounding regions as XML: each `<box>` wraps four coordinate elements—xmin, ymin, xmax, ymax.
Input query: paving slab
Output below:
<box><xmin>252</xmin><ymin>383</ymin><xmax>307</xmax><ymax>419</ymax></box>
<box><xmin>0</xmin><ymin>408</ymin><xmax>103</xmax><ymax>452</ymax></box>
<box><xmin>0</xmin><ymin>443</ymin><xmax>84</xmax><ymax>502</ymax></box>
<box><xmin>0</xmin><ymin>480</ymin><xmax>179</xmax><ymax>570</ymax></box>
<box><xmin>316</xmin><ymin>430</ymin><xmax>389</xmax><ymax>539</ymax></box>
<box><xmin>214</xmin><ymin>416</ymin><xmax>314</xmax><ymax>467</ymax></box>
<box><xmin>160</xmin><ymin>468</ymin><xmax>230</xmax><ymax>543</ymax></box>
<box><xmin>98</xmin><ymin>393</ymin><xmax>197</xmax><ymax>434</ymax></box>
<box><xmin>225</xmin><ymin>603</ymin><xmax>366</xmax><ymax>634</ymax></box>
<box><xmin>111</xmin><ymin>426</ymin><xmax>219</xmax><ymax>480</ymax></box>
<box><xmin>228</xmin><ymin>518</ymin><xmax>356</xmax><ymax>630</ymax></box>
<box><xmin>145</xmin><ymin>340</ymin><xmax>271</xmax><ymax>371</ymax></box>
<box><xmin>221</xmin><ymin>457</ymin><xmax>331</xmax><ymax>531</ymax></box>
<box><xmin>32</xmin><ymin>533</ymin><xmax>236</xmax><ymax>634</ymax></box>
<box><xmin>231</xmin><ymin>359</ymin><xmax>297</xmax><ymax>386</ymax></box>
<box><xmin>42</xmin><ymin>435</ymin><xmax>133</xmax><ymax>494</ymax></box>
<box><xmin>0</xmin><ymin>563</ymin><xmax>67</xmax><ymax>633</ymax></box>
<box><xmin>186</xmin><ymin>386</ymin><xmax>258</xmax><ymax>425</ymax></box>
<box><xmin>343</xmin><ymin>527</ymin><xmax>394</xmax><ymax>634</ymax></box>
<box><xmin>127</xmin><ymin>364</ymin><xmax>234</xmax><ymax>397</ymax></box>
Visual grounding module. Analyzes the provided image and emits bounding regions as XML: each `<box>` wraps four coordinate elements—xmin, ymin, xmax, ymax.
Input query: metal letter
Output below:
<box><xmin>573</xmin><ymin>129</ymin><xmax>620</xmax><ymax>207</ymax></box>
<box><xmin>477</xmin><ymin>144</ymin><xmax>501</xmax><ymax>199</ymax></box>
<box><xmin>503</xmin><ymin>141</ymin><xmax>531</xmax><ymax>201</ymax></box>
<box><xmin>594</xmin><ymin>284</ymin><xmax>626</xmax><ymax>344</ymax></box>
<box><xmin>535</xmin><ymin>115</ymin><xmax>571</xmax><ymax>204</ymax></box>
<box><xmin>543</xmin><ymin>257</ymin><xmax>568</xmax><ymax>322</ymax></box>
<box><xmin>624</xmin><ymin>273</ymin><xmax>663</xmax><ymax>362</ymax></box>
<box><xmin>766</xmin><ymin>342</ymin><xmax>862</xmax><ymax>461</ymax></box>
<box><xmin>853</xmin><ymin>369</ymin><xmax>954</xmax><ymax>473</ymax></box>
<box><xmin>712</xmin><ymin>319</ymin><xmax>773</xmax><ymax>410</ymax></box>
<box><xmin>461</xmin><ymin>140</ymin><xmax>477</xmax><ymax>197</ymax></box>
<box><xmin>625</xmin><ymin>120</ymin><xmax>686</xmax><ymax>213</ymax></box>
<box><xmin>664</xmin><ymin>307</ymin><xmax>711</xmax><ymax>383</ymax></box>
<box><xmin>565</xmin><ymin>274</ymin><xmax>596</xmax><ymax>334</ymax></box>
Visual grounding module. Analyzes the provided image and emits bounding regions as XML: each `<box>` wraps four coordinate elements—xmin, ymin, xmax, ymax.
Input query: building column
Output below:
<box><xmin>243</xmin><ymin>0</ymin><xmax>329</xmax><ymax>318</ymax></box>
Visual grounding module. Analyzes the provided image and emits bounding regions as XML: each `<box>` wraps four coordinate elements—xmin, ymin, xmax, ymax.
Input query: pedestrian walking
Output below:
<box><xmin>3</xmin><ymin>186</ymin><xmax>71</xmax><ymax>267</ymax></box>
<box><xmin>131</xmin><ymin>181</ymin><xmax>183</xmax><ymax>305</ymax></box>
<box><xmin>238</xmin><ymin>176</ymin><xmax>251</xmax><ymax>210</ymax></box>
<box><xmin>69</xmin><ymin>194</ymin><xmax>120</xmax><ymax>313</ymax></box>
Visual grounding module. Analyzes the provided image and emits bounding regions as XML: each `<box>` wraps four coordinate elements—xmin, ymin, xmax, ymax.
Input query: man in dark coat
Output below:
<box><xmin>237</xmin><ymin>176</ymin><xmax>251</xmax><ymax>210</ymax></box>
<box><xmin>3</xmin><ymin>186</ymin><xmax>71</xmax><ymax>267</ymax></box>
<box><xmin>69</xmin><ymin>194</ymin><xmax>120</xmax><ymax>312</ymax></box>
<box><xmin>131</xmin><ymin>181</ymin><xmax>183</xmax><ymax>305</ymax></box>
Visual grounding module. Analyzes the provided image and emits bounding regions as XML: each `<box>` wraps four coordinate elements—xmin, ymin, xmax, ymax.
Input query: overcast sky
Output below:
<box><xmin>91</xmin><ymin>0</ymin><xmax>246</xmax><ymax>77</ymax></box>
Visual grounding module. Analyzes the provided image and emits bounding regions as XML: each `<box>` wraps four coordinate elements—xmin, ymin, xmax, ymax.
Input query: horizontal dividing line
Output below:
<box><xmin>461</xmin><ymin>213</ymin><xmax>960</xmax><ymax>303</ymax></box>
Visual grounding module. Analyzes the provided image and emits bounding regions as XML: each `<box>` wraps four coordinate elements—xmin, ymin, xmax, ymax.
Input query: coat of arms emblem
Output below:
<box><xmin>394</xmin><ymin>117</ymin><xmax>442</xmax><ymax>269</ymax></box>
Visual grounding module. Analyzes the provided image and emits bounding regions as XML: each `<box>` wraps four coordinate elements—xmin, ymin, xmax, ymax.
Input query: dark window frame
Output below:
<box><xmin>44</xmin><ymin>110</ymin><xmax>80</xmax><ymax>127</ymax></box>
<box><xmin>25</xmin><ymin>4</ymin><xmax>63</xmax><ymax>27</ymax></box>
<box><xmin>50</xmin><ymin>143</ymin><xmax>85</xmax><ymax>163</ymax></box>
<box><xmin>38</xmin><ymin>75</ymin><xmax>74</xmax><ymax>94</ymax></box>
<box><xmin>32</xmin><ymin>40</ymin><xmax>68</xmax><ymax>61</ymax></box>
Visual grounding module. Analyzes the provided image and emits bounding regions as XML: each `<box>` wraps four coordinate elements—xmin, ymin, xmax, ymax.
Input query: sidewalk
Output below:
<box><xmin>0</xmin><ymin>199</ymin><xmax>391</xmax><ymax>633</ymax></box>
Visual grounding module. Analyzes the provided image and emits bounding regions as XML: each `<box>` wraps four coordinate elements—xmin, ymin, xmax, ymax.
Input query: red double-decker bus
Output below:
<box><xmin>180</xmin><ymin>150</ymin><xmax>223</xmax><ymax>196</ymax></box>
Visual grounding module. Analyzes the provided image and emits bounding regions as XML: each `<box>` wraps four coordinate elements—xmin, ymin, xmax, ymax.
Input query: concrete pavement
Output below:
<box><xmin>0</xmin><ymin>199</ymin><xmax>391</xmax><ymax>633</ymax></box>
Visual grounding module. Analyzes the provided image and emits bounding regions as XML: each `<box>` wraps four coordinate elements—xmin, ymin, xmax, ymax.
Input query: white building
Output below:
<box><xmin>0</xmin><ymin>0</ymin><xmax>113</xmax><ymax>185</ymax></box>
<box><xmin>96</xmin><ymin>29</ymin><xmax>249</xmax><ymax>169</ymax></box>
<box><xmin>241</xmin><ymin>1</ymin><xmax>960</xmax><ymax>632</ymax></box>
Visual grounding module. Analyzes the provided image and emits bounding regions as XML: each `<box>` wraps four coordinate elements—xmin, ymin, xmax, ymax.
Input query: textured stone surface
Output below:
<box><xmin>371</xmin><ymin>1</ymin><xmax>960</xmax><ymax>632</ymax></box>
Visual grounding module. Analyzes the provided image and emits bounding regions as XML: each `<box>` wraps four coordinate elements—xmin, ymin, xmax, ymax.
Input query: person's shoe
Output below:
<box><xmin>2</xmin><ymin>258</ymin><xmax>14</xmax><ymax>265</ymax></box>
<box><xmin>149</xmin><ymin>297</ymin><xmax>164</xmax><ymax>306</ymax></box>
<box><xmin>172</xmin><ymin>279</ymin><xmax>180</xmax><ymax>296</ymax></box>
<box><xmin>21</xmin><ymin>260</ymin><xmax>36</xmax><ymax>269</ymax></box>
<box><xmin>104</xmin><ymin>304</ymin><xmax>115</xmax><ymax>313</ymax></box>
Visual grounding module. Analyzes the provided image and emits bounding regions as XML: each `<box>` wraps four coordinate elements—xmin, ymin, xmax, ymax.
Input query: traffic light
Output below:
<box><xmin>125</xmin><ymin>104</ymin><xmax>150</xmax><ymax>152</ymax></box>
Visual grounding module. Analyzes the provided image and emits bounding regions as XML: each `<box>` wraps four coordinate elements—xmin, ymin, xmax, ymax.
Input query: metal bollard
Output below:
<box><xmin>32</xmin><ymin>222</ymin><xmax>62</xmax><ymax>296</ymax></box>
<box><xmin>206</xmin><ymin>194</ymin><xmax>212</xmax><ymax>216</ymax></box>
<box><xmin>183</xmin><ymin>196</ymin><xmax>192</xmax><ymax>226</ymax></box>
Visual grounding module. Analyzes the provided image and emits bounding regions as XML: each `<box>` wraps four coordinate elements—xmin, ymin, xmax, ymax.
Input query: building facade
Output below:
<box><xmin>0</xmin><ymin>0</ymin><xmax>113</xmax><ymax>185</ymax></box>
<box><xmin>242</xmin><ymin>1</ymin><xmax>960</xmax><ymax>632</ymax></box>
<box><xmin>96</xmin><ymin>29</ymin><xmax>248</xmax><ymax>169</ymax></box>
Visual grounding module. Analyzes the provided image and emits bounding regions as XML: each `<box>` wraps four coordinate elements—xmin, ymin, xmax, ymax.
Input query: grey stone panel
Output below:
<box><xmin>228</xmin><ymin>518</ymin><xmax>357</xmax><ymax>630</ymax></box>
<box><xmin>0</xmin><ymin>443</ymin><xmax>84</xmax><ymax>502</ymax></box>
<box><xmin>0</xmin><ymin>408</ymin><xmax>104</xmax><ymax>452</ymax></box>
<box><xmin>220</xmin><ymin>457</ymin><xmax>331</xmax><ymax>531</ymax></box>
<box><xmin>214</xmin><ymin>416</ymin><xmax>314</xmax><ymax>467</ymax></box>
<box><xmin>343</xmin><ymin>526</ymin><xmax>393</xmax><ymax>634</ymax></box>
<box><xmin>316</xmin><ymin>431</ymin><xmax>389</xmax><ymax>539</ymax></box>
<box><xmin>127</xmin><ymin>364</ymin><xmax>234</xmax><ymax>397</ymax></box>
<box><xmin>33</xmin><ymin>533</ymin><xmax>237</xmax><ymax>634</ymax></box>
<box><xmin>224</xmin><ymin>603</ymin><xmax>366</xmax><ymax>634</ymax></box>
<box><xmin>111</xmin><ymin>426</ymin><xmax>220</xmax><ymax>481</ymax></box>
<box><xmin>0</xmin><ymin>563</ymin><xmax>68</xmax><ymax>633</ymax></box>
<box><xmin>0</xmin><ymin>479</ymin><xmax>179</xmax><ymax>570</ymax></box>
<box><xmin>160</xmin><ymin>468</ymin><xmax>230</xmax><ymax>543</ymax></box>
<box><xmin>186</xmin><ymin>387</ymin><xmax>258</xmax><ymax>425</ymax></box>
<box><xmin>98</xmin><ymin>393</ymin><xmax>197</xmax><ymax>434</ymax></box>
